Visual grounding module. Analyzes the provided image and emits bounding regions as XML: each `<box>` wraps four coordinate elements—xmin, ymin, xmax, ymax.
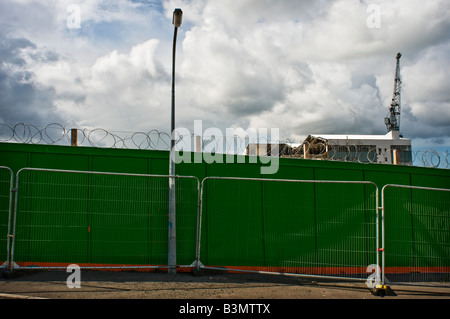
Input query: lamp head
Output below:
<box><xmin>173</xmin><ymin>9</ymin><xmax>183</xmax><ymax>27</ymax></box>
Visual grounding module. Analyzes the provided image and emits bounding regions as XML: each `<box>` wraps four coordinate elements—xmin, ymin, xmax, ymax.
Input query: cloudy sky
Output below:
<box><xmin>1</xmin><ymin>0</ymin><xmax>449</xmax><ymax>150</ymax></box>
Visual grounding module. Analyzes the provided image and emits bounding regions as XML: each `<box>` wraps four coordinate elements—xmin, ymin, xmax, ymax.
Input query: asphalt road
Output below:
<box><xmin>1</xmin><ymin>269</ymin><xmax>448</xmax><ymax>316</ymax></box>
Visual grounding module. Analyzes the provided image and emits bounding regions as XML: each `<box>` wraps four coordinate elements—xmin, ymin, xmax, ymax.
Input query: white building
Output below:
<box><xmin>307</xmin><ymin>131</ymin><xmax>412</xmax><ymax>164</ymax></box>
<box><xmin>246</xmin><ymin>131</ymin><xmax>412</xmax><ymax>165</ymax></box>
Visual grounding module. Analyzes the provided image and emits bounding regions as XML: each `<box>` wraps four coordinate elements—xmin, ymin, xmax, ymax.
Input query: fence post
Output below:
<box><xmin>195</xmin><ymin>135</ymin><xmax>201</xmax><ymax>152</ymax></box>
<box><xmin>392</xmin><ymin>149</ymin><xmax>399</xmax><ymax>165</ymax></box>
<box><xmin>71</xmin><ymin>129</ymin><xmax>78</xmax><ymax>146</ymax></box>
<box><xmin>303</xmin><ymin>144</ymin><xmax>310</xmax><ymax>159</ymax></box>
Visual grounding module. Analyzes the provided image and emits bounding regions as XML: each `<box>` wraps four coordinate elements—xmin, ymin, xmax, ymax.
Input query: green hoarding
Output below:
<box><xmin>0</xmin><ymin>142</ymin><xmax>449</xmax><ymax>274</ymax></box>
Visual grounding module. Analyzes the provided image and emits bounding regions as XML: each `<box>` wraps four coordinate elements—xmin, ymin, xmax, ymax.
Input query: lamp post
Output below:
<box><xmin>168</xmin><ymin>8</ymin><xmax>182</xmax><ymax>275</ymax></box>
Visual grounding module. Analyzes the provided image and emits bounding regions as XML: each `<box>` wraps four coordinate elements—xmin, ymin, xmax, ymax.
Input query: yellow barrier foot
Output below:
<box><xmin>371</xmin><ymin>284</ymin><xmax>397</xmax><ymax>297</ymax></box>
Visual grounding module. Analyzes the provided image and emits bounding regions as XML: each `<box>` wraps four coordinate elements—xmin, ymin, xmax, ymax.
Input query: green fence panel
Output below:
<box><xmin>261</xmin><ymin>179</ymin><xmax>316</xmax><ymax>270</ymax></box>
<box><xmin>382</xmin><ymin>185</ymin><xmax>450</xmax><ymax>284</ymax></box>
<box><xmin>260</xmin><ymin>165</ymin><xmax>316</xmax><ymax>270</ymax></box>
<box><xmin>0</xmin><ymin>167</ymin><xmax>13</xmax><ymax>267</ymax></box>
<box><xmin>11</xmin><ymin>168</ymin><xmax>199</xmax><ymax>268</ymax></box>
<box><xmin>199</xmin><ymin>176</ymin><xmax>378</xmax><ymax>280</ymax></box>
<box><xmin>13</xmin><ymin>169</ymin><xmax>91</xmax><ymax>266</ymax></box>
<box><xmin>87</xmin><ymin>173</ymin><xmax>151</xmax><ymax>265</ymax></box>
<box><xmin>201</xmin><ymin>162</ymin><xmax>263</xmax><ymax>267</ymax></box>
<box><xmin>203</xmin><ymin>177</ymin><xmax>264</xmax><ymax>267</ymax></box>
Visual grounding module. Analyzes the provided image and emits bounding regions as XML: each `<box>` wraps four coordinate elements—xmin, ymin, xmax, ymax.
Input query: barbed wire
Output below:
<box><xmin>0</xmin><ymin>123</ymin><xmax>172</xmax><ymax>150</ymax></box>
<box><xmin>0</xmin><ymin>123</ymin><xmax>449</xmax><ymax>169</ymax></box>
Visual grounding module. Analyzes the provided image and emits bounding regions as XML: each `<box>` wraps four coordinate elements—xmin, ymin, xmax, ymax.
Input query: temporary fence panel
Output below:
<box><xmin>10</xmin><ymin>168</ymin><xmax>199</xmax><ymax>270</ymax></box>
<box><xmin>197</xmin><ymin>177</ymin><xmax>379</xmax><ymax>282</ymax></box>
<box><xmin>0</xmin><ymin>166</ymin><xmax>13</xmax><ymax>268</ymax></box>
<box><xmin>382</xmin><ymin>184</ymin><xmax>450</xmax><ymax>286</ymax></box>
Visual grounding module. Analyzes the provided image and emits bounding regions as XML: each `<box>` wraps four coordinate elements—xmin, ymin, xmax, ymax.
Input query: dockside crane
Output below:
<box><xmin>385</xmin><ymin>52</ymin><xmax>402</xmax><ymax>132</ymax></box>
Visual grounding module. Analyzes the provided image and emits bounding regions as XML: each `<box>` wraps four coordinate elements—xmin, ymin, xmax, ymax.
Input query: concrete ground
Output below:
<box><xmin>0</xmin><ymin>269</ymin><xmax>448</xmax><ymax>316</ymax></box>
<box><xmin>1</xmin><ymin>268</ymin><xmax>449</xmax><ymax>298</ymax></box>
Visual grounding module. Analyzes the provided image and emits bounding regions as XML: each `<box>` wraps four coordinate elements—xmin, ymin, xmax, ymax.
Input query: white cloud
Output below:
<box><xmin>1</xmin><ymin>0</ymin><xmax>450</xmax><ymax>149</ymax></box>
<box><xmin>171</xmin><ymin>0</ymin><xmax>450</xmax><ymax>145</ymax></box>
<box><xmin>29</xmin><ymin>39</ymin><xmax>171</xmax><ymax>131</ymax></box>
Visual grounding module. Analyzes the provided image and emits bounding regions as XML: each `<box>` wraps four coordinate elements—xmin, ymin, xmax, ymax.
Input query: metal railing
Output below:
<box><xmin>381</xmin><ymin>184</ymin><xmax>450</xmax><ymax>287</ymax></box>
<box><xmin>8</xmin><ymin>168</ymin><xmax>200</xmax><ymax>271</ymax></box>
<box><xmin>2</xmin><ymin>165</ymin><xmax>449</xmax><ymax>290</ymax></box>
<box><xmin>195</xmin><ymin>176</ymin><xmax>381</xmax><ymax>283</ymax></box>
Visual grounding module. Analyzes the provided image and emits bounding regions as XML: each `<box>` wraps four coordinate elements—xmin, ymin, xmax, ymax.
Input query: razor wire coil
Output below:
<box><xmin>0</xmin><ymin>123</ymin><xmax>448</xmax><ymax>169</ymax></box>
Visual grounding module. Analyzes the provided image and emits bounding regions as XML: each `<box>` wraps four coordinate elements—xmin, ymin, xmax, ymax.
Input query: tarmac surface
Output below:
<box><xmin>1</xmin><ymin>269</ymin><xmax>449</xmax><ymax>316</ymax></box>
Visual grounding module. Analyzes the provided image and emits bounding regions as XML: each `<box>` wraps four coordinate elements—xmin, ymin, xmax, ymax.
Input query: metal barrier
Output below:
<box><xmin>381</xmin><ymin>184</ymin><xmax>450</xmax><ymax>287</ymax></box>
<box><xmin>4</xmin><ymin>165</ymin><xmax>449</xmax><ymax>290</ymax></box>
<box><xmin>9</xmin><ymin>168</ymin><xmax>200</xmax><ymax>271</ymax></box>
<box><xmin>195</xmin><ymin>176</ymin><xmax>380</xmax><ymax>283</ymax></box>
<box><xmin>0</xmin><ymin>166</ymin><xmax>14</xmax><ymax>269</ymax></box>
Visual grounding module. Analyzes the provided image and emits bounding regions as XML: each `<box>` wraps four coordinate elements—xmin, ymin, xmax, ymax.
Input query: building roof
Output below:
<box><xmin>308</xmin><ymin>131</ymin><xmax>410</xmax><ymax>141</ymax></box>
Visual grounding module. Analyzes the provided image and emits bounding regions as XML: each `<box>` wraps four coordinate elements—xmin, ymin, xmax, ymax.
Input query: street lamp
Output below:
<box><xmin>168</xmin><ymin>8</ymin><xmax>182</xmax><ymax>275</ymax></box>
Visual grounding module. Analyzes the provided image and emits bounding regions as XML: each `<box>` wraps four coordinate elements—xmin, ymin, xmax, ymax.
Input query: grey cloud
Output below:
<box><xmin>0</xmin><ymin>37</ymin><xmax>36</xmax><ymax>66</ymax></box>
<box><xmin>0</xmin><ymin>34</ymin><xmax>64</xmax><ymax>126</ymax></box>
